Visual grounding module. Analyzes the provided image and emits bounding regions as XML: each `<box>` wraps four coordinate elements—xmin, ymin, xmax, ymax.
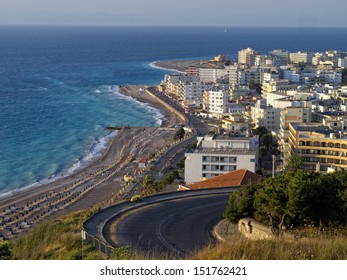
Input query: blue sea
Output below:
<box><xmin>1</xmin><ymin>26</ymin><xmax>347</xmax><ymax>195</ymax></box>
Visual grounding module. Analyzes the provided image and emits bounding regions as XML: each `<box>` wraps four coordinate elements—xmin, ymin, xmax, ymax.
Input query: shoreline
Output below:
<box><xmin>0</xmin><ymin>85</ymin><xmax>181</xmax><ymax>239</ymax></box>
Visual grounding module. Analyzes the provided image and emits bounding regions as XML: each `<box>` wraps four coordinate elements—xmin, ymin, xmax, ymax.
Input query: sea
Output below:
<box><xmin>1</xmin><ymin>26</ymin><xmax>347</xmax><ymax>196</ymax></box>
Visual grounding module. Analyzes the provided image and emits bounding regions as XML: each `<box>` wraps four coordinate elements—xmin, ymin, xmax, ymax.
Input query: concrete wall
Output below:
<box><xmin>238</xmin><ymin>218</ymin><xmax>301</xmax><ymax>241</ymax></box>
<box><xmin>145</xmin><ymin>88</ymin><xmax>187</xmax><ymax>123</ymax></box>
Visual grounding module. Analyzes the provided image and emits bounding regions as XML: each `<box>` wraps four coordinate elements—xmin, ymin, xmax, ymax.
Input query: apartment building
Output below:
<box><xmin>237</xmin><ymin>68</ymin><xmax>261</xmax><ymax>85</ymax></box>
<box><xmin>238</xmin><ymin>48</ymin><xmax>260</xmax><ymax>67</ymax></box>
<box><xmin>184</xmin><ymin>134</ymin><xmax>259</xmax><ymax>183</ymax></box>
<box><xmin>230</xmin><ymin>84</ymin><xmax>251</xmax><ymax>100</ymax></box>
<box><xmin>251</xmin><ymin>100</ymin><xmax>281</xmax><ymax>131</ymax></box>
<box><xmin>287</xmin><ymin>123</ymin><xmax>347</xmax><ymax>172</ymax></box>
<box><xmin>178</xmin><ymin>81</ymin><xmax>214</xmax><ymax>108</ymax></box>
<box><xmin>317</xmin><ymin>70</ymin><xmax>342</xmax><ymax>85</ymax></box>
<box><xmin>203</xmin><ymin>89</ymin><xmax>229</xmax><ymax>118</ymax></box>
<box><xmin>289</xmin><ymin>51</ymin><xmax>313</xmax><ymax>64</ymax></box>
<box><xmin>222</xmin><ymin>114</ymin><xmax>249</xmax><ymax>134</ymax></box>
<box><xmin>268</xmin><ymin>49</ymin><xmax>289</xmax><ymax>61</ymax></box>
<box><xmin>278</xmin><ymin>107</ymin><xmax>311</xmax><ymax>167</ymax></box>
<box><xmin>261</xmin><ymin>79</ymin><xmax>298</xmax><ymax>98</ymax></box>
<box><xmin>338</xmin><ymin>58</ymin><xmax>347</xmax><ymax>68</ymax></box>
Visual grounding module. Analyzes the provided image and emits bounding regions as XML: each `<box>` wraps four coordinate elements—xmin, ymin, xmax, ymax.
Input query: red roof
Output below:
<box><xmin>186</xmin><ymin>169</ymin><xmax>263</xmax><ymax>190</ymax></box>
<box><xmin>139</xmin><ymin>157</ymin><xmax>147</xmax><ymax>164</ymax></box>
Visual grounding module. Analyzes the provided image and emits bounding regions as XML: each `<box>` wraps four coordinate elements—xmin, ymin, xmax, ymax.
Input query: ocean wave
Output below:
<box><xmin>107</xmin><ymin>85</ymin><xmax>164</xmax><ymax>126</ymax></box>
<box><xmin>0</xmin><ymin>131</ymin><xmax>118</xmax><ymax>198</ymax></box>
<box><xmin>65</xmin><ymin>131</ymin><xmax>118</xmax><ymax>175</ymax></box>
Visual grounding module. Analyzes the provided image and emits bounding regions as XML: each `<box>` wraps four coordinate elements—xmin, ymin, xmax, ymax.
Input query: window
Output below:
<box><xmin>229</xmin><ymin>157</ymin><xmax>237</xmax><ymax>163</ymax></box>
<box><xmin>250</xmin><ymin>158</ymin><xmax>255</xmax><ymax>162</ymax></box>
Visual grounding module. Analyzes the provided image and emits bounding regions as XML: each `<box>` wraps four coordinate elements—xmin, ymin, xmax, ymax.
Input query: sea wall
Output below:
<box><xmin>145</xmin><ymin>88</ymin><xmax>187</xmax><ymax>124</ymax></box>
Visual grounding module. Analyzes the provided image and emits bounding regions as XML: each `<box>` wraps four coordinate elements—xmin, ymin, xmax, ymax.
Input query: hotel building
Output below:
<box><xmin>185</xmin><ymin>134</ymin><xmax>259</xmax><ymax>183</ymax></box>
<box><xmin>287</xmin><ymin>123</ymin><xmax>347</xmax><ymax>172</ymax></box>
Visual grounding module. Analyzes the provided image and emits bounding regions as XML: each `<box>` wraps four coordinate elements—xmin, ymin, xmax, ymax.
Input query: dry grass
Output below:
<box><xmin>194</xmin><ymin>237</ymin><xmax>347</xmax><ymax>260</ymax></box>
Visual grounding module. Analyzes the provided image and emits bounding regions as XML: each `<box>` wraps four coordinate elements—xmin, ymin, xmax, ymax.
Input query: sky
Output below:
<box><xmin>0</xmin><ymin>0</ymin><xmax>346</xmax><ymax>27</ymax></box>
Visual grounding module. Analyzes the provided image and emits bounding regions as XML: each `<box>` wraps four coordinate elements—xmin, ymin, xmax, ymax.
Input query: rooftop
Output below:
<box><xmin>185</xmin><ymin>169</ymin><xmax>264</xmax><ymax>190</ymax></box>
<box><xmin>188</xmin><ymin>147</ymin><xmax>255</xmax><ymax>155</ymax></box>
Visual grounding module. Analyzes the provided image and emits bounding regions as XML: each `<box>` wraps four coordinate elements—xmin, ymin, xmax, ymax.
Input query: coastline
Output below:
<box><xmin>0</xmin><ymin>85</ymin><xmax>181</xmax><ymax>239</ymax></box>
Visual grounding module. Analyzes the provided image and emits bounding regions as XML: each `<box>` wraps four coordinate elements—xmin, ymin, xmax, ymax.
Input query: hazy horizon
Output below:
<box><xmin>0</xmin><ymin>0</ymin><xmax>346</xmax><ymax>28</ymax></box>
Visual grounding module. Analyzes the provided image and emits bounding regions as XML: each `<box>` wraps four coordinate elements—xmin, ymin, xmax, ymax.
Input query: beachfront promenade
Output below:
<box><xmin>0</xmin><ymin>85</ymin><xmax>192</xmax><ymax>241</ymax></box>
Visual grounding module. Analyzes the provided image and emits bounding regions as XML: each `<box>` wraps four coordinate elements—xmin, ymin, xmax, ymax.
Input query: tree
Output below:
<box><xmin>258</xmin><ymin>146</ymin><xmax>267</xmax><ymax>163</ymax></box>
<box><xmin>248</xmin><ymin>81</ymin><xmax>261</xmax><ymax>94</ymax></box>
<box><xmin>286</xmin><ymin>153</ymin><xmax>304</xmax><ymax>173</ymax></box>
<box><xmin>141</xmin><ymin>175</ymin><xmax>157</xmax><ymax>195</ymax></box>
<box><xmin>174</xmin><ymin>127</ymin><xmax>185</xmax><ymax>141</ymax></box>
<box><xmin>253</xmin><ymin>126</ymin><xmax>269</xmax><ymax>139</ymax></box>
<box><xmin>0</xmin><ymin>241</ymin><xmax>12</xmax><ymax>260</ymax></box>
<box><xmin>260</xmin><ymin>133</ymin><xmax>273</xmax><ymax>151</ymax></box>
<box><xmin>224</xmin><ymin>184</ymin><xmax>258</xmax><ymax>224</ymax></box>
<box><xmin>253</xmin><ymin>175</ymin><xmax>290</xmax><ymax>233</ymax></box>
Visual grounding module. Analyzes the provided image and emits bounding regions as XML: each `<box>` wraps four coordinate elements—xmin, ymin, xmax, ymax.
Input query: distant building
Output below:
<box><xmin>251</xmin><ymin>100</ymin><xmax>281</xmax><ymax>131</ymax></box>
<box><xmin>178</xmin><ymin>81</ymin><xmax>214</xmax><ymax>108</ymax></box>
<box><xmin>203</xmin><ymin>89</ymin><xmax>230</xmax><ymax>118</ymax></box>
<box><xmin>229</xmin><ymin>84</ymin><xmax>251</xmax><ymax>100</ymax></box>
<box><xmin>184</xmin><ymin>134</ymin><xmax>259</xmax><ymax>183</ymax></box>
<box><xmin>222</xmin><ymin>114</ymin><xmax>249</xmax><ymax>134</ymax></box>
<box><xmin>338</xmin><ymin>58</ymin><xmax>347</xmax><ymax>68</ymax></box>
<box><xmin>289</xmin><ymin>51</ymin><xmax>313</xmax><ymax>64</ymax></box>
<box><xmin>278</xmin><ymin>107</ymin><xmax>311</xmax><ymax>167</ymax></box>
<box><xmin>238</xmin><ymin>48</ymin><xmax>260</xmax><ymax>67</ymax></box>
<box><xmin>261</xmin><ymin>79</ymin><xmax>297</xmax><ymax>98</ymax></box>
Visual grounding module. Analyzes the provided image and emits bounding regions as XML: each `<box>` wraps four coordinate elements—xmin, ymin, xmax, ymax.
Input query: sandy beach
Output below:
<box><xmin>0</xmin><ymin>85</ymin><xmax>181</xmax><ymax>240</ymax></box>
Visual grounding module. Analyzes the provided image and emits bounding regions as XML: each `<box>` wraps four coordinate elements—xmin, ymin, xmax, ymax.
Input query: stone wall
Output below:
<box><xmin>238</xmin><ymin>218</ymin><xmax>301</xmax><ymax>241</ymax></box>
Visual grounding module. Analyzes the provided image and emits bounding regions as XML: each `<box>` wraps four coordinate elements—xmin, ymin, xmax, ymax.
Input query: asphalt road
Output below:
<box><xmin>104</xmin><ymin>193</ymin><xmax>230</xmax><ymax>256</ymax></box>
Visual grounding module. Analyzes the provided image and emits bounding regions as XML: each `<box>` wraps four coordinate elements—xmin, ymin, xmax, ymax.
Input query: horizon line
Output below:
<box><xmin>0</xmin><ymin>23</ymin><xmax>347</xmax><ymax>29</ymax></box>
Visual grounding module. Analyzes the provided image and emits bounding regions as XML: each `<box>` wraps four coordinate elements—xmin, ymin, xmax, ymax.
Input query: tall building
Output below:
<box><xmin>238</xmin><ymin>48</ymin><xmax>260</xmax><ymax>67</ymax></box>
<box><xmin>338</xmin><ymin>58</ymin><xmax>347</xmax><ymax>68</ymax></box>
<box><xmin>287</xmin><ymin>123</ymin><xmax>347</xmax><ymax>172</ymax></box>
<box><xmin>178</xmin><ymin>81</ymin><xmax>214</xmax><ymax>108</ymax></box>
<box><xmin>185</xmin><ymin>134</ymin><xmax>259</xmax><ymax>183</ymax></box>
<box><xmin>289</xmin><ymin>51</ymin><xmax>313</xmax><ymax>64</ymax></box>
<box><xmin>203</xmin><ymin>89</ymin><xmax>229</xmax><ymax>118</ymax></box>
<box><xmin>278</xmin><ymin>107</ymin><xmax>311</xmax><ymax>167</ymax></box>
<box><xmin>251</xmin><ymin>100</ymin><xmax>281</xmax><ymax>131</ymax></box>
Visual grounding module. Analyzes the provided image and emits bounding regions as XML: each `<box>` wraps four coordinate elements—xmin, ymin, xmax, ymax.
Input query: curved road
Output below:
<box><xmin>103</xmin><ymin>193</ymin><xmax>230</xmax><ymax>256</ymax></box>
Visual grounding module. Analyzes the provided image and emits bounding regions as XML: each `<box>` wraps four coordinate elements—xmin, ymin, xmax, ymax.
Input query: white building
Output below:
<box><xmin>178</xmin><ymin>81</ymin><xmax>214</xmax><ymax>108</ymax></box>
<box><xmin>184</xmin><ymin>134</ymin><xmax>259</xmax><ymax>183</ymax></box>
<box><xmin>289</xmin><ymin>51</ymin><xmax>313</xmax><ymax>64</ymax></box>
<box><xmin>251</xmin><ymin>100</ymin><xmax>281</xmax><ymax>131</ymax></box>
<box><xmin>203</xmin><ymin>89</ymin><xmax>229</xmax><ymax>118</ymax></box>
<box><xmin>317</xmin><ymin>70</ymin><xmax>342</xmax><ymax>85</ymax></box>
<box><xmin>338</xmin><ymin>58</ymin><xmax>347</xmax><ymax>68</ymax></box>
<box><xmin>238</xmin><ymin>48</ymin><xmax>260</xmax><ymax>67</ymax></box>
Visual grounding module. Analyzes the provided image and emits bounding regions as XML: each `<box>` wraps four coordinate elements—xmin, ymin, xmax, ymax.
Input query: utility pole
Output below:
<box><xmin>272</xmin><ymin>155</ymin><xmax>276</xmax><ymax>178</ymax></box>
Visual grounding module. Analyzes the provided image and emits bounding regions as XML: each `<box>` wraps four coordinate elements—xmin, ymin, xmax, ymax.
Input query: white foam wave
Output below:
<box><xmin>65</xmin><ymin>131</ymin><xmax>118</xmax><ymax>175</ymax></box>
<box><xmin>107</xmin><ymin>85</ymin><xmax>165</xmax><ymax>126</ymax></box>
<box><xmin>0</xmin><ymin>131</ymin><xmax>118</xmax><ymax>198</ymax></box>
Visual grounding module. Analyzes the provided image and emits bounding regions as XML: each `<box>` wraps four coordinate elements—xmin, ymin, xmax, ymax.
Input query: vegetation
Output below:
<box><xmin>176</xmin><ymin>157</ymin><xmax>186</xmax><ymax>171</ymax></box>
<box><xmin>225</xmin><ymin>170</ymin><xmax>347</xmax><ymax>234</ymax></box>
<box><xmin>195</xmin><ymin>237</ymin><xmax>347</xmax><ymax>260</ymax></box>
<box><xmin>248</xmin><ymin>81</ymin><xmax>262</xmax><ymax>94</ymax></box>
<box><xmin>174</xmin><ymin>127</ymin><xmax>185</xmax><ymax>141</ymax></box>
<box><xmin>141</xmin><ymin>171</ymin><xmax>180</xmax><ymax>194</ymax></box>
<box><xmin>0</xmin><ymin>208</ymin><xmax>106</xmax><ymax>260</ymax></box>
